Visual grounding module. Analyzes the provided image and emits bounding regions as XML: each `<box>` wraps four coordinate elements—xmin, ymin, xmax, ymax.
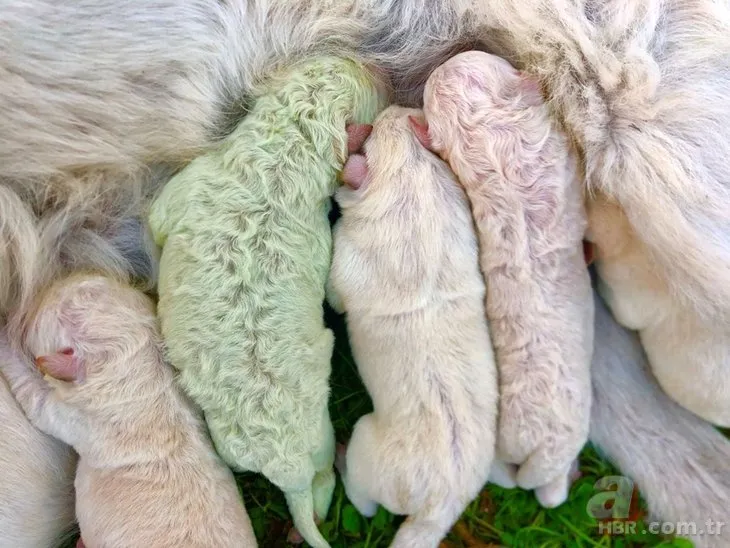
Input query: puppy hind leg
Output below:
<box><xmin>312</xmin><ymin>468</ymin><xmax>336</xmax><ymax>522</ymax></box>
<box><xmin>488</xmin><ymin>458</ymin><xmax>517</xmax><ymax>489</ymax></box>
<box><xmin>515</xmin><ymin>441</ymin><xmax>583</xmax><ymax>497</ymax></box>
<box><xmin>533</xmin><ymin>459</ymin><xmax>579</xmax><ymax>508</ymax></box>
<box><xmin>340</xmin><ymin>414</ymin><xmax>380</xmax><ymax>518</ymax></box>
<box><xmin>390</xmin><ymin>501</ymin><xmax>464</xmax><ymax>548</ymax></box>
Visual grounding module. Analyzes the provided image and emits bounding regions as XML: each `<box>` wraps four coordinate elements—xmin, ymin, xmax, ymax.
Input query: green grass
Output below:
<box><xmin>58</xmin><ymin>307</ymin><xmax>694</xmax><ymax>548</ymax></box>
<box><xmin>241</xmin><ymin>305</ymin><xmax>689</xmax><ymax>548</ymax></box>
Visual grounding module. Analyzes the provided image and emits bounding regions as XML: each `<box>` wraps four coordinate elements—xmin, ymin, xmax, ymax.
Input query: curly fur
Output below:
<box><xmin>328</xmin><ymin>106</ymin><xmax>499</xmax><ymax>548</ymax></box>
<box><xmin>454</xmin><ymin>0</ymin><xmax>730</xmax><ymax>318</ymax></box>
<box><xmin>590</xmin><ymin>289</ymin><xmax>730</xmax><ymax>548</ymax></box>
<box><xmin>419</xmin><ymin>51</ymin><xmax>593</xmax><ymax>507</ymax></box>
<box><xmin>0</xmin><ymin>335</ymin><xmax>76</xmax><ymax>548</ymax></box>
<box><xmin>0</xmin><ymin>274</ymin><xmax>257</xmax><ymax>548</ymax></box>
<box><xmin>148</xmin><ymin>56</ymin><xmax>387</xmax><ymax>548</ymax></box>
<box><xmin>2</xmin><ymin>0</ymin><xmax>730</xmax><ymax>322</ymax></box>
<box><xmin>587</xmin><ymin>193</ymin><xmax>730</xmax><ymax>426</ymax></box>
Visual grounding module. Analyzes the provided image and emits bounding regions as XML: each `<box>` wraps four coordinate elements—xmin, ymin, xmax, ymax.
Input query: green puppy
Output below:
<box><xmin>149</xmin><ymin>57</ymin><xmax>386</xmax><ymax>548</ymax></box>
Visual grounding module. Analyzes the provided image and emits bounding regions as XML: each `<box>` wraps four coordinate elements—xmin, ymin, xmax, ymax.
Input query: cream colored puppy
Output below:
<box><xmin>0</xmin><ymin>274</ymin><xmax>257</xmax><ymax>548</ymax></box>
<box><xmin>412</xmin><ymin>50</ymin><xmax>594</xmax><ymax>507</ymax></box>
<box><xmin>0</xmin><ymin>334</ymin><xmax>76</xmax><ymax>548</ymax></box>
<box><xmin>328</xmin><ymin>106</ymin><xmax>499</xmax><ymax>548</ymax></box>
<box><xmin>587</xmin><ymin>193</ymin><xmax>730</xmax><ymax>426</ymax></box>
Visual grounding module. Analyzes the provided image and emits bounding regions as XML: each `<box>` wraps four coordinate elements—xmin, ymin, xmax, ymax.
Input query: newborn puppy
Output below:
<box><xmin>587</xmin><ymin>193</ymin><xmax>730</xmax><ymax>426</ymax></box>
<box><xmin>1</xmin><ymin>274</ymin><xmax>257</xmax><ymax>548</ymax></box>
<box><xmin>413</xmin><ymin>50</ymin><xmax>594</xmax><ymax>507</ymax></box>
<box><xmin>149</xmin><ymin>56</ymin><xmax>386</xmax><ymax>548</ymax></box>
<box><xmin>328</xmin><ymin>105</ymin><xmax>499</xmax><ymax>548</ymax></box>
<box><xmin>0</xmin><ymin>335</ymin><xmax>76</xmax><ymax>548</ymax></box>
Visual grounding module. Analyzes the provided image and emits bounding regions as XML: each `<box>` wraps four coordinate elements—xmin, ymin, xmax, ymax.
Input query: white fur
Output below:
<box><xmin>590</xmin><ymin>289</ymin><xmax>730</xmax><ymax>548</ymax></box>
<box><xmin>456</xmin><ymin>0</ymin><xmax>730</xmax><ymax>318</ymax></box>
<box><xmin>587</xmin><ymin>193</ymin><xmax>730</xmax><ymax>426</ymax></box>
<box><xmin>328</xmin><ymin>106</ymin><xmax>499</xmax><ymax>548</ymax></box>
<box><xmin>0</xmin><ymin>334</ymin><xmax>76</xmax><ymax>548</ymax></box>
<box><xmin>421</xmin><ymin>50</ymin><xmax>594</xmax><ymax>507</ymax></box>
<box><xmin>1</xmin><ymin>274</ymin><xmax>257</xmax><ymax>548</ymax></box>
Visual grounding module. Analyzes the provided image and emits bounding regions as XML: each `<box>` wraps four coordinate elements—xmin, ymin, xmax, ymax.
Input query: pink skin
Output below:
<box><xmin>34</xmin><ymin>348</ymin><xmax>82</xmax><ymax>382</ymax></box>
<box><xmin>341</xmin><ymin>154</ymin><xmax>368</xmax><ymax>189</ymax></box>
<box><xmin>76</xmin><ymin>538</ymin><xmax>85</xmax><ymax>548</ymax></box>
<box><xmin>341</xmin><ymin>124</ymin><xmax>373</xmax><ymax>190</ymax></box>
<box><xmin>407</xmin><ymin>115</ymin><xmax>432</xmax><ymax>151</ymax></box>
<box><xmin>346</xmin><ymin>124</ymin><xmax>373</xmax><ymax>153</ymax></box>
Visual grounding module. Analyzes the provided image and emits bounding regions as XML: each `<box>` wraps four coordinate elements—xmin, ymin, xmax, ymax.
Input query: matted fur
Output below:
<box><xmin>590</xmin><ymin>290</ymin><xmax>730</xmax><ymax>548</ymax></box>
<box><xmin>587</xmin><ymin>193</ymin><xmax>730</xmax><ymax>426</ymax></box>
<box><xmin>328</xmin><ymin>106</ymin><xmax>499</xmax><ymax>548</ymax></box>
<box><xmin>148</xmin><ymin>56</ymin><xmax>387</xmax><ymax>548</ymax></box>
<box><xmin>1</xmin><ymin>274</ymin><xmax>257</xmax><ymax>548</ymax></box>
<box><xmin>420</xmin><ymin>51</ymin><xmax>594</xmax><ymax>507</ymax></box>
<box><xmin>0</xmin><ymin>335</ymin><xmax>76</xmax><ymax>548</ymax></box>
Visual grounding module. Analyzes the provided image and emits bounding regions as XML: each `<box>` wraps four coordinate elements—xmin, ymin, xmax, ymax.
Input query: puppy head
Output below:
<box><xmin>337</xmin><ymin>105</ymin><xmax>443</xmax><ymax>211</ymax></box>
<box><xmin>267</xmin><ymin>56</ymin><xmax>390</xmax><ymax>162</ymax></box>
<box><xmin>418</xmin><ymin>50</ymin><xmax>544</xmax><ymax>160</ymax></box>
<box><xmin>24</xmin><ymin>274</ymin><xmax>158</xmax><ymax>396</ymax></box>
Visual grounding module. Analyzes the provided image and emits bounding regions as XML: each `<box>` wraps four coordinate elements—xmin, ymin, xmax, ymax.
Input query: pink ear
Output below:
<box><xmin>346</xmin><ymin>124</ymin><xmax>373</xmax><ymax>153</ymax></box>
<box><xmin>340</xmin><ymin>153</ymin><xmax>368</xmax><ymax>190</ymax></box>
<box><xmin>35</xmin><ymin>348</ymin><xmax>83</xmax><ymax>382</ymax></box>
<box><xmin>408</xmin><ymin>115</ymin><xmax>432</xmax><ymax>150</ymax></box>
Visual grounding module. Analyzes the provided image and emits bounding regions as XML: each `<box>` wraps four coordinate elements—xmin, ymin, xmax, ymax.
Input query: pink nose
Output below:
<box><xmin>346</xmin><ymin>124</ymin><xmax>373</xmax><ymax>153</ymax></box>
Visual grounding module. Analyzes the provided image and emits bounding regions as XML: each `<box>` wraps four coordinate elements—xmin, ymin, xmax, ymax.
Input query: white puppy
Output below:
<box><xmin>328</xmin><ymin>105</ymin><xmax>499</xmax><ymax>548</ymax></box>
<box><xmin>0</xmin><ymin>335</ymin><xmax>76</xmax><ymax>548</ymax></box>
<box><xmin>590</xmin><ymin>288</ymin><xmax>730</xmax><ymax>548</ymax></box>
<box><xmin>1</xmin><ymin>274</ymin><xmax>257</xmax><ymax>548</ymax></box>
<box><xmin>587</xmin><ymin>194</ymin><xmax>730</xmax><ymax>426</ymax></box>
<box><xmin>413</xmin><ymin>50</ymin><xmax>594</xmax><ymax>507</ymax></box>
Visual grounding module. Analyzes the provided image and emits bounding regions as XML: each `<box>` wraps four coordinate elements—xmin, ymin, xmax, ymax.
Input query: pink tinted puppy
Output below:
<box><xmin>0</xmin><ymin>274</ymin><xmax>257</xmax><ymax>548</ymax></box>
<box><xmin>0</xmin><ymin>335</ymin><xmax>76</xmax><ymax>548</ymax></box>
<box><xmin>328</xmin><ymin>106</ymin><xmax>499</xmax><ymax>548</ymax></box>
<box><xmin>413</xmin><ymin>50</ymin><xmax>594</xmax><ymax>507</ymax></box>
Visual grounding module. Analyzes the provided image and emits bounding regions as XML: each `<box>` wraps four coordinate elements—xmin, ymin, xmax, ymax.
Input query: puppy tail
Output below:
<box><xmin>589</xmin><ymin>291</ymin><xmax>730</xmax><ymax>548</ymax></box>
<box><xmin>390</xmin><ymin>502</ymin><xmax>462</xmax><ymax>548</ymax></box>
<box><xmin>285</xmin><ymin>489</ymin><xmax>330</xmax><ymax>548</ymax></box>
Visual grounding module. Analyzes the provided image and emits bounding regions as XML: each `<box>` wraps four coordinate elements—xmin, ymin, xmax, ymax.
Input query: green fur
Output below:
<box><xmin>148</xmin><ymin>56</ymin><xmax>386</xmax><ymax>548</ymax></box>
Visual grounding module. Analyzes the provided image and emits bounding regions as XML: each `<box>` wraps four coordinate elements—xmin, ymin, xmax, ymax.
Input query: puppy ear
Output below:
<box><xmin>340</xmin><ymin>153</ymin><xmax>369</xmax><ymax>190</ymax></box>
<box><xmin>35</xmin><ymin>348</ymin><xmax>83</xmax><ymax>382</ymax></box>
<box><xmin>408</xmin><ymin>115</ymin><xmax>432</xmax><ymax>150</ymax></box>
<box><xmin>346</xmin><ymin>124</ymin><xmax>373</xmax><ymax>153</ymax></box>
